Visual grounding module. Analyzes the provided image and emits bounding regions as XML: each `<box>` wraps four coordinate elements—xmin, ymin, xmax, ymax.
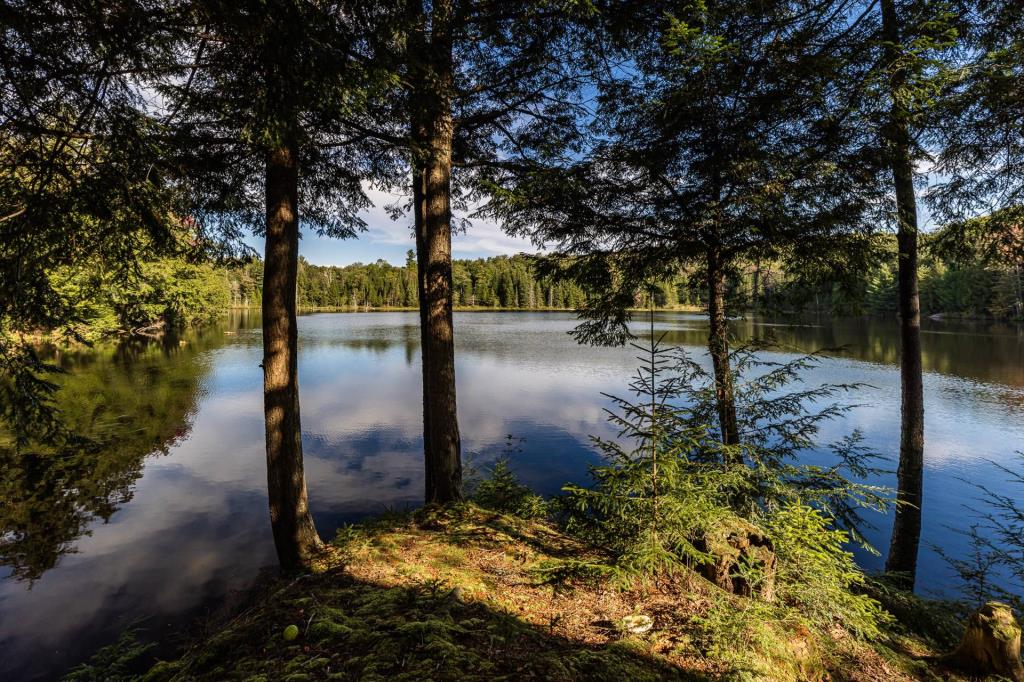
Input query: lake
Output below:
<box><xmin>1</xmin><ymin>310</ymin><xmax>1022</xmax><ymax>680</ymax></box>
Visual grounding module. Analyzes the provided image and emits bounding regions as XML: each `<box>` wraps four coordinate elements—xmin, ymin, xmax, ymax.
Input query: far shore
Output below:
<box><xmin>228</xmin><ymin>304</ymin><xmax>707</xmax><ymax>314</ymax></box>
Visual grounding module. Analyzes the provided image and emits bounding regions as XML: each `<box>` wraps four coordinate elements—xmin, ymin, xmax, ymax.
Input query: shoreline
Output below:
<box><xmin>88</xmin><ymin>504</ymin><xmax>970</xmax><ymax>682</ymax></box>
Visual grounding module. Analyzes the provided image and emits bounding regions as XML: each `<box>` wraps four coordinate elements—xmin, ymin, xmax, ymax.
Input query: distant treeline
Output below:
<box><xmin>226</xmin><ymin>252</ymin><xmax>598</xmax><ymax>310</ymax></box>
<box><xmin>750</xmin><ymin>219</ymin><xmax>1023</xmax><ymax>319</ymax></box>
<box><xmin>46</xmin><ymin>220</ymin><xmax>1022</xmax><ymax>342</ymax></box>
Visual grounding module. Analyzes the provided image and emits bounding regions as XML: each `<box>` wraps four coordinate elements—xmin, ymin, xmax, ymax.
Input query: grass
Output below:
<box><xmin>89</xmin><ymin>504</ymin><xmax>985</xmax><ymax>682</ymax></box>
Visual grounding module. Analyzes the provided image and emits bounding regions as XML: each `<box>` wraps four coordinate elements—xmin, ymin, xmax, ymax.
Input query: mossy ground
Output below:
<box><xmin>134</xmin><ymin>505</ymin><xmax>973</xmax><ymax>681</ymax></box>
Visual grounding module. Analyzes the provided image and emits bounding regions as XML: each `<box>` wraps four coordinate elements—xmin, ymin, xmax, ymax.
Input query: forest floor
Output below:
<box><xmin>123</xmin><ymin>505</ymin><xmax>985</xmax><ymax>682</ymax></box>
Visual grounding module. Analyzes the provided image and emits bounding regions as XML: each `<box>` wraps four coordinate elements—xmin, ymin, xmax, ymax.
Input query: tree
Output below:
<box><xmin>929</xmin><ymin>0</ymin><xmax>1023</xmax><ymax>324</ymax></box>
<box><xmin>406</xmin><ymin>0</ymin><xmax>461</xmax><ymax>502</ymax></box>
<box><xmin>877</xmin><ymin>0</ymin><xmax>925</xmax><ymax>588</ymax></box>
<box><xmin>0</xmin><ymin>0</ymin><xmax>186</xmax><ymax>445</ymax></box>
<box><xmin>161</xmin><ymin>0</ymin><xmax>394</xmax><ymax>568</ymax></box>
<box><xmin>931</xmin><ymin>0</ymin><xmax>1024</xmax><ymax>224</ymax></box>
<box><xmin>489</xmin><ymin>0</ymin><xmax>881</xmax><ymax>460</ymax></box>
<box><xmin>390</xmin><ymin>0</ymin><xmax>594</xmax><ymax>503</ymax></box>
<box><xmin>869</xmin><ymin>0</ymin><xmax>957</xmax><ymax>589</ymax></box>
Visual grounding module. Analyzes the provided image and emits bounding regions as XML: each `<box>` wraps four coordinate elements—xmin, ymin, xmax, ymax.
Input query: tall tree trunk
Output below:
<box><xmin>752</xmin><ymin>258</ymin><xmax>761</xmax><ymax>310</ymax></box>
<box><xmin>413</xmin><ymin>155</ymin><xmax>435</xmax><ymax>500</ymax></box>
<box><xmin>262</xmin><ymin>139</ymin><xmax>323</xmax><ymax>570</ymax></box>
<box><xmin>409</xmin><ymin>0</ymin><xmax>463</xmax><ymax>504</ymax></box>
<box><xmin>706</xmin><ymin>246</ymin><xmax>741</xmax><ymax>459</ymax></box>
<box><xmin>881</xmin><ymin>0</ymin><xmax>925</xmax><ymax>589</ymax></box>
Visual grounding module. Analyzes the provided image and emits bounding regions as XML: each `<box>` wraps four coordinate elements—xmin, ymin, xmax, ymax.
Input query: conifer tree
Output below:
<box><xmin>489</xmin><ymin>0</ymin><xmax>882</xmax><ymax>461</ymax></box>
<box><xmin>932</xmin><ymin>0</ymin><xmax>1024</xmax><ymax>225</ymax></box>
<box><xmin>865</xmin><ymin>0</ymin><xmax>957</xmax><ymax>589</ymax></box>
<box><xmin>877</xmin><ymin>0</ymin><xmax>926</xmax><ymax>589</ymax></box>
<box><xmin>159</xmin><ymin>0</ymin><xmax>394</xmax><ymax>568</ymax></box>
<box><xmin>928</xmin><ymin>0</ymin><xmax>1023</xmax><ymax>321</ymax></box>
<box><xmin>372</xmin><ymin>0</ymin><xmax>596</xmax><ymax>503</ymax></box>
<box><xmin>405</xmin><ymin>0</ymin><xmax>460</xmax><ymax>502</ymax></box>
<box><xmin>0</xmin><ymin>0</ymin><xmax>185</xmax><ymax>444</ymax></box>
<box><xmin>560</xmin><ymin>323</ymin><xmax>738</xmax><ymax>576</ymax></box>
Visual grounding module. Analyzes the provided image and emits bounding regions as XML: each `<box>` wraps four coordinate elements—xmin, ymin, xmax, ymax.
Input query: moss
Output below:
<box><xmin>860</xmin><ymin>576</ymin><xmax>964</xmax><ymax>649</ymax></box>
<box><xmin>135</xmin><ymin>505</ymin><xmax>968</xmax><ymax>682</ymax></box>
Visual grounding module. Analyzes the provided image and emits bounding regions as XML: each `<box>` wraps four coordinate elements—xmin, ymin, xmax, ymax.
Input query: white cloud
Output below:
<box><xmin>359</xmin><ymin>185</ymin><xmax>541</xmax><ymax>257</ymax></box>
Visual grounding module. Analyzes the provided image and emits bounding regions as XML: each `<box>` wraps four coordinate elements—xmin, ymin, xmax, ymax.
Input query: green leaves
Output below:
<box><xmin>470</xmin><ymin>458</ymin><xmax>547</xmax><ymax>519</ymax></box>
<box><xmin>662</xmin><ymin>7</ymin><xmax>734</xmax><ymax>64</ymax></box>
<box><xmin>546</xmin><ymin>323</ymin><xmax>891</xmax><ymax>650</ymax></box>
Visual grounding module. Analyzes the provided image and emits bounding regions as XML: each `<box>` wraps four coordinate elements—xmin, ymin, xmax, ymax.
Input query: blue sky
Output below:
<box><xmin>241</xmin><ymin>166</ymin><xmax>948</xmax><ymax>267</ymax></box>
<box><xmin>245</xmin><ymin>187</ymin><xmax>540</xmax><ymax>266</ymax></box>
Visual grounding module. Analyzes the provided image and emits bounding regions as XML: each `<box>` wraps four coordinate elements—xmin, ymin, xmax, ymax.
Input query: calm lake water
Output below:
<box><xmin>2</xmin><ymin>311</ymin><xmax>1023</xmax><ymax>680</ymax></box>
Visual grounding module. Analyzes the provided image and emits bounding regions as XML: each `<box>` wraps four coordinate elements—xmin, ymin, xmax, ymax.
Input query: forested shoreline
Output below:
<box><xmin>5</xmin><ymin>0</ymin><xmax>1024</xmax><ymax>678</ymax></box>
<box><xmin>42</xmin><ymin>227</ymin><xmax>1023</xmax><ymax>342</ymax></box>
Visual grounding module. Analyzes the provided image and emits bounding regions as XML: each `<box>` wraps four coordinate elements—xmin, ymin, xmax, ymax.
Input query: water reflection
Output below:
<box><xmin>0</xmin><ymin>310</ymin><xmax>1021</xmax><ymax>680</ymax></box>
<box><xmin>718</xmin><ymin>313</ymin><xmax>1024</xmax><ymax>389</ymax></box>
<box><xmin>0</xmin><ymin>335</ymin><xmax>215</xmax><ymax>582</ymax></box>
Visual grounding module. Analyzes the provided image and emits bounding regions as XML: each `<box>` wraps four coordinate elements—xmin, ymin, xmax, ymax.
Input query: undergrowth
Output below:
<box><xmin>78</xmin><ymin>330</ymin><xmax>982</xmax><ymax>681</ymax></box>
<box><xmin>534</xmin><ymin>333</ymin><xmax>894</xmax><ymax>660</ymax></box>
<box><xmin>122</xmin><ymin>504</ymin><xmax>959</xmax><ymax>681</ymax></box>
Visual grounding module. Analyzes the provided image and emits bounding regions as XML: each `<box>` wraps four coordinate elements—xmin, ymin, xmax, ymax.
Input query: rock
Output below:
<box><xmin>619</xmin><ymin>614</ymin><xmax>653</xmax><ymax>635</ymax></box>
<box><xmin>946</xmin><ymin>602</ymin><xmax>1024</xmax><ymax>682</ymax></box>
<box><xmin>694</xmin><ymin>517</ymin><xmax>776</xmax><ymax>601</ymax></box>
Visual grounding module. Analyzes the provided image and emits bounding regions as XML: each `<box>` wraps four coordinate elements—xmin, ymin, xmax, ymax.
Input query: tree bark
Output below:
<box><xmin>262</xmin><ymin>139</ymin><xmax>323</xmax><ymax>570</ymax></box>
<box><xmin>881</xmin><ymin>0</ymin><xmax>925</xmax><ymax>590</ymax></box>
<box><xmin>695</xmin><ymin>517</ymin><xmax>777</xmax><ymax>602</ymax></box>
<box><xmin>409</xmin><ymin>0</ymin><xmax>463</xmax><ymax>504</ymax></box>
<box><xmin>706</xmin><ymin>246</ymin><xmax>741</xmax><ymax>459</ymax></box>
<box><xmin>946</xmin><ymin>602</ymin><xmax>1024</xmax><ymax>681</ymax></box>
<box><xmin>413</xmin><ymin>157</ymin><xmax>435</xmax><ymax>501</ymax></box>
<box><xmin>752</xmin><ymin>259</ymin><xmax>761</xmax><ymax>310</ymax></box>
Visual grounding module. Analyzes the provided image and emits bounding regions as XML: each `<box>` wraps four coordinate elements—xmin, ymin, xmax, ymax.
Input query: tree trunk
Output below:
<box><xmin>262</xmin><ymin>139</ymin><xmax>323</xmax><ymax>570</ymax></box>
<box><xmin>881</xmin><ymin>0</ymin><xmax>925</xmax><ymax>590</ymax></box>
<box><xmin>695</xmin><ymin>517</ymin><xmax>777</xmax><ymax>602</ymax></box>
<box><xmin>946</xmin><ymin>602</ymin><xmax>1024</xmax><ymax>681</ymax></box>
<box><xmin>413</xmin><ymin>150</ymin><xmax>435</xmax><ymax>501</ymax></box>
<box><xmin>706</xmin><ymin>247</ymin><xmax>741</xmax><ymax>459</ymax></box>
<box><xmin>752</xmin><ymin>259</ymin><xmax>761</xmax><ymax>310</ymax></box>
<box><xmin>409</xmin><ymin>0</ymin><xmax>463</xmax><ymax>504</ymax></box>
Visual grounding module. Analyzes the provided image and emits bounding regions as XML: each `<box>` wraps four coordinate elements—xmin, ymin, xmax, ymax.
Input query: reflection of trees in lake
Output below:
<box><xmin>652</xmin><ymin>315</ymin><xmax>1024</xmax><ymax>388</ymax></box>
<box><xmin>0</xmin><ymin>333</ymin><xmax>214</xmax><ymax>581</ymax></box>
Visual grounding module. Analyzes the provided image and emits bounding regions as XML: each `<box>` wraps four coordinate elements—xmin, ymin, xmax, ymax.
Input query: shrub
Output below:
<box><xmin>553</xmin><ymin>325</ymin><xmax>890</xmax><ymax>640</ymax></box>
<box><xmin>470</xmin><ymin>458</ymin><xmax>547</xmax><ymax>519</ymax></box>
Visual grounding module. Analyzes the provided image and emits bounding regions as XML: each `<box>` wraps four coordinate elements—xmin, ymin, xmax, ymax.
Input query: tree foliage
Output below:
<box><xmin>549</xmin><ymin>324</ymin><xmax>890</xmax><ymax>639</ymax></box>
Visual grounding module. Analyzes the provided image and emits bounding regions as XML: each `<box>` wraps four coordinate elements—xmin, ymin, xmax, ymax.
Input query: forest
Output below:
<box><xmin>37</xmin><ymin>224</ymin><xmax>1024</xmax><ymax>341</ymax></box>
<box><xmin>229</xmin><ymin>252</ymin><xmax>594</xmax><ymax>310</ymax></box>
<box><xmin>2</xmin><ymin>0</ymin><xmax>1024</xmax><ymax>680</ymax></box>
<box><xmin>284</xmin><ymin>219</ymin><xmax>1024</xmax><ymax>317</ymax></box>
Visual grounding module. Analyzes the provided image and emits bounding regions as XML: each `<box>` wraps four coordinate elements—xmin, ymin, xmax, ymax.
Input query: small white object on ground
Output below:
<box><xmin>619</xmin><ymin>614</ymin><xmax>653</xmax><ymax>635</ymax></box>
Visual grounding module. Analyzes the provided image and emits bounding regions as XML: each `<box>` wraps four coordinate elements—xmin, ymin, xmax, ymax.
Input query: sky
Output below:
<box><xmin>240</xmin><ymin>165</ymin><xmax>950</xmax><ymax>268</ymax></box>
<box><xmin>245</xmin><ymin>186</ymin><xmax>541</xmax><ymax>266</ymax></box>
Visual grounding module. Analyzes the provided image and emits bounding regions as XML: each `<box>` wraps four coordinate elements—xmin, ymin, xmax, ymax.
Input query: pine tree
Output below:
<box><xmin>932</xmin><ymin>0</ymin><xmax>1024</xmax><ymax>224</ymax></box>
<box><xmin>395</xmin><ymin>0</ymin><xmax>595</xmax><ymax>503</ymax></box>
<box><xmin>560</xmin><ymin>323</ymin><xmax>739</xmax><ymax>576</ymax></box>
<box><xmin>862</xmin><ymin>0</ymin><xmax>957</xmax><ymax>589</ymax></box>
<box><xmin>559</xmin><ymin>308</ymin><xmax>889</xmax><ymax>633</ymax></box>
<box><xmin>490</xmin><ymin>0</ymin><xmax>882</xmax><ymax>459</ymax></box>
<box><xmin>158</xmin><ymin>0</ymin><xmax>395</xmax><ymax>569</ymax></box>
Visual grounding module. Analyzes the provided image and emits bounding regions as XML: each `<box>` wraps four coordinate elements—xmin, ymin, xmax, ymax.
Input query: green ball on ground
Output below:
<box><xmin>283</xmin><ymin>624</ymin><xmax>300</xmax><ymax>641</ymax></box>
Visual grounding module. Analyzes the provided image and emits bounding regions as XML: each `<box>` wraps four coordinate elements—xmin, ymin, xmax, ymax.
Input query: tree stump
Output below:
<box><xmin>695</xmin><ymin>518</ymin><xmax>776</xmax><ymax>601</ymax></box>
<box><xmin>946</xmin><ymin>602</ymin><xmax>1024</xmax><ymax>682</ymax></box>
